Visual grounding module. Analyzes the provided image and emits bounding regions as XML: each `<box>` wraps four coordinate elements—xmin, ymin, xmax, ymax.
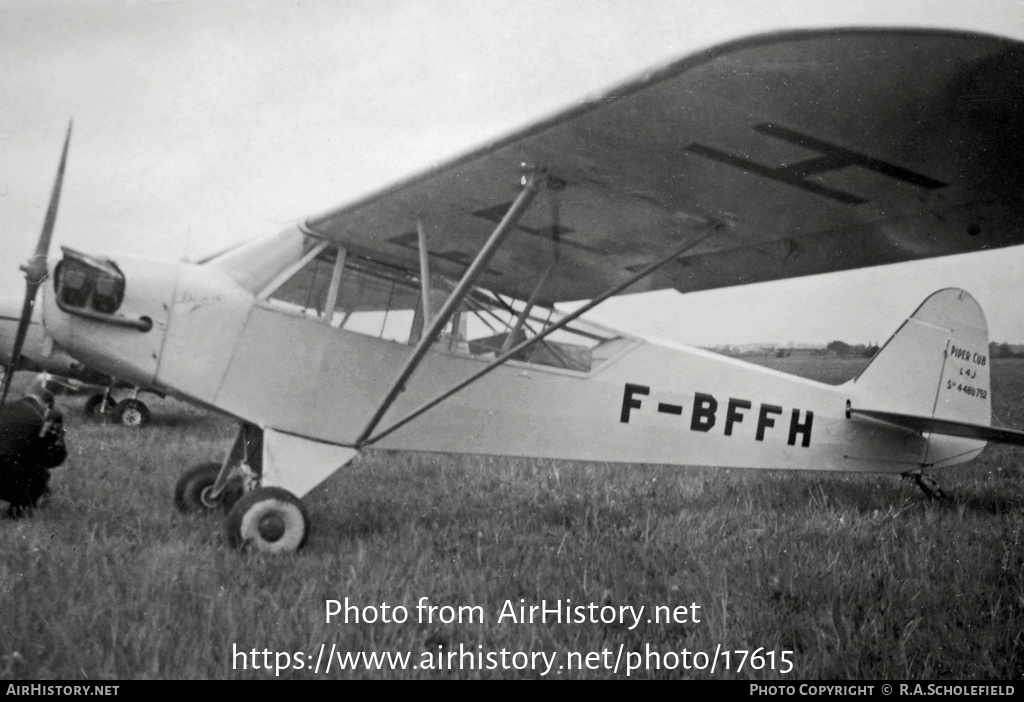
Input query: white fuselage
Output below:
<box><xmin>38</xmin><ymin>226</ymin><xmax>977</xmax><ymax>477</ymax></box>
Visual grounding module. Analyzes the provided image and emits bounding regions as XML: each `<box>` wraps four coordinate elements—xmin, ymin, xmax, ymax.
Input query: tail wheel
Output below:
<box><xmin>226</xmin><ymin>487</ymin><xmax>310</xmax><ymax>553</ymax></box>
<box><xmin>114</xmin><ymin>398</ymin><xmax>150</xmax><ymax>427</ymax></box>
<box><xmin>84</xmin><ymin>393</ymin><xmax>115</xmax><ymax>417</ymax></box>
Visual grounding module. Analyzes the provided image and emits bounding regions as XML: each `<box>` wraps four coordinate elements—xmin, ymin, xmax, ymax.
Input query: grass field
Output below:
<box><xmin>1</xmin><ymin>358</ymin><xmax>1023</xmax><ymax>679</ymax></box>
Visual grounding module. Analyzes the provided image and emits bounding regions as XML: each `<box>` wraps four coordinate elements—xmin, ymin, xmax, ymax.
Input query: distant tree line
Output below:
<box><xmin>825</xmin><ymin>341</ymin><xmax>880</xmax><ymax>358</ymax></box>
<box><xmin>713</xmin><ymin>342</ymin><xmax>882</xmax><ymax>358</ymax></box>
<box><xmin>824</xmin><ymin>341</ymin><xmax>1024</xmax><ymax>359</ymax></box>
<box><xmin>990</xmin><ymin>342</ymin><xmax>1024</xmax><ymax>359</ymax></box>
<box><xmin>826</xmin><ymin>341</ymin><xmax>1024</xmax><ymax>359</ymax></box>
<box><xmin>714</xmin><ymin>341</ymin><xmax>1024</xmax><ymax>360</ymax></box>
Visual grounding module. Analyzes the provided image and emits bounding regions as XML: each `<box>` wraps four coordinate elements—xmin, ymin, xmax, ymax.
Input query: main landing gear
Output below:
<box><xmin>84</xmin><ymin>392</ymin><xmax>116</xmax><ymax>417</ymax></box>
<box><xmin>173</xmin><ymin>461</ymin><xmax>245</xmax><ymax>513</ymax></box>
<box><xmin>173</xmin><ymin>423</ymin><xmax>312</xmax><ymax>553</ymax></box>
<box><xmin>84</xmin><ymin>387</ymin><xmax>152</xmax><ymax>427</ymax></box>
<box><xmin>225</xmin><ymin>488</ymin><xmax>311</xmax><ymax>553</ymax></box>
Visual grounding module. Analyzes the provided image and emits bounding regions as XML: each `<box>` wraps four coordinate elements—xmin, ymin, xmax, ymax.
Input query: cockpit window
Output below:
<box><xmin>266</xmin><ymin>245</ymin><xmax>338</xmax><ymax>318</ymax></box>
<box><xmin>264</xmin><ymin>245</ymin><xmax>423</xmax><ymax>343</ymax></box>
<box><xmin>54</xmin><ymin>249</ymin><xmax>126</xmax><ymax>314</ymax></box>
<box><xmin>332</xmin><ymin>259</ymin><xmax>421</xmax><ymax>342</ymax></box>
<box><xmin>259</xmin><ymin>237</ymin><xmax>626</xmax><ymax>373</ymax></box>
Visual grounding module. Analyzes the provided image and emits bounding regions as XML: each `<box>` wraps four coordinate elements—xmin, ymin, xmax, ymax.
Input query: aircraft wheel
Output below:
<box><xmin>174</xmin><ymin>462</ymin><xmax>225</xmax><ymax>513</ymax></box>
<box><xmin>114</xmin><ymin>398</ymin><xmax>150</xmax><ymax>427</ymax></box>
<box><xmin>226</xmin><ymin>487</ymin><xmax>310</xmax><ymax>553</ymax></box>
<box><xmin>174</xmin><ymin>462</ymin><xmax>245</xmax><ymax>514</ymax></box>
<box><xmin>84</xmin><ymin>393</ymin><xmax>115</xmax><ymax>417</ymax></box>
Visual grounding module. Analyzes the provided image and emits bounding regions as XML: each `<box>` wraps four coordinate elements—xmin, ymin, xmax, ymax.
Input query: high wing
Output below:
<box><xmin>303</xmin><ymin>28</ymin><xmax>1024</xmax><ymax>305</ymax></box>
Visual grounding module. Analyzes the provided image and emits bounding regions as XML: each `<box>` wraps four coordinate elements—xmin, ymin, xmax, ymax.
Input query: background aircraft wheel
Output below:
<box><xmin>84</xmin><ymin>393</ymin><xmax>116</xmax><ymax>417</ymax></box>
<box><xmin>113</xmin><ymin>398</ymin><xmax>150</xmax><ymax>427</ymax></box>
<box><xmin>226</xmin><ymin>487</ymin><xmax>310</xmax><ymax>553</ymax></box>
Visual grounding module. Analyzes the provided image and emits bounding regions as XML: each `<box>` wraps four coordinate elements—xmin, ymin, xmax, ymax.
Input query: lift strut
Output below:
<box><xmin>360</xmin><ymin>221</ymin><xmax>721</xmax><ymax>448</ymax></box>
<box><xmin>355</xmin><ymin>171</ymin><xmax>546</xmax><ymax>445</ymax></box>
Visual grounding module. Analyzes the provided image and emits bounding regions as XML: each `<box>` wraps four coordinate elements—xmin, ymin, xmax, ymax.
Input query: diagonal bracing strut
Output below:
<box><xmin>355</xmin><ymin>171</ymin><xmax>546</xmax><ymax>445</ymax></box>
<box><xmin>359</xmin><ymin>222</ymin><xmax>721</xmax><ymax>448</ymax></box>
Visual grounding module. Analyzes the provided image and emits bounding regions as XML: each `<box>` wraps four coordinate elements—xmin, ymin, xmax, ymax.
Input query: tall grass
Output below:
<box><xmin>1</xmin><ymin>361</ymin><xmax>1022</xmax><ymax>679</ymax></box>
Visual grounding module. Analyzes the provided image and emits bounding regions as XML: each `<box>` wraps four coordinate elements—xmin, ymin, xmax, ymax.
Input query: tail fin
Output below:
<box><xmin>848</xmin><ymin>288</ymin><xmax>992</xmax><ymax>467</ymax></box>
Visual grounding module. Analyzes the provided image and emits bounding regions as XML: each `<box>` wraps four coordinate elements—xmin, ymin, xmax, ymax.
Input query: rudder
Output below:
<box><xmin>849</xmin><ymin>288</ymin><xmax>990</xmax><ymax>467</ymax></box>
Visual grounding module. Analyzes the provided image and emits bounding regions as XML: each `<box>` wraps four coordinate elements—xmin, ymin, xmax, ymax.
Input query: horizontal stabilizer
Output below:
<box><xmin>850</xmin><ymin>409</ymin><xmax>1024</xmax><ymax>448</ymax></box>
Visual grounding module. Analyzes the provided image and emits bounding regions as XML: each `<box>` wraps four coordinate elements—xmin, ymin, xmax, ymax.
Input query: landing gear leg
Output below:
<box><xmin>84</xmin><ymin>385</ymin><xmax>116</xmax><ymax>418</ymax></box>
<box><xmin>903</xmin><ymin>470</ymin><xmax>947</xmax><ymax>500</ymax></box>
<box><xmin>174</xmin><ymin>422</ymin><xmax>261</xmax><ymax>514</ymax></box>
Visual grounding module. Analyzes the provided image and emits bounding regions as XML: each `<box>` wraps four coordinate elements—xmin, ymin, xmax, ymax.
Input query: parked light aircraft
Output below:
<box><xmin>0</xmin><ymin>297</ymin><xmax>160</xmax><ymax>425</ymax></box>
<box><xmin>8</xmin><ymin>28</ymin><xmax>1024</xmax><ymax>551</ymax></box>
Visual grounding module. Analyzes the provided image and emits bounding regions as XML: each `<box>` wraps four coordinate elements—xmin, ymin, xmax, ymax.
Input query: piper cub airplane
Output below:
<box><xmin>9</xmin><ymin>28</ymin><xmax>1024</xmax><ymax>552</ymax></box>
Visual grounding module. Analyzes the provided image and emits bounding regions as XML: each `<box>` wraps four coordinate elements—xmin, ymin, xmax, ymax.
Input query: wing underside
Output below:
<box><xmin>303</xmin><ymin>28</ymin><xmax>1024</xmax><ymax>304</ymax></box>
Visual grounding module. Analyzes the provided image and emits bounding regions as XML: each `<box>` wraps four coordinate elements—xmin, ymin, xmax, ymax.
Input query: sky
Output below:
<box><xmin>2</xmin><ymin>0</ymin><xmax>1024</xmax><ymax>347</ymax></box>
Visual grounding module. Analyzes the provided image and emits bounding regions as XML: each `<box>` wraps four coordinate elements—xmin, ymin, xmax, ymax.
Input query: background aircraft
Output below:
<box><xmin>6</xmin><ymin>26</ymin><xmax>1024</xmax><ymax>553</ymax></box>
<box><xmin>0</xmin><ymin>296</ymin><xmax>159</xmax><ymax>426</ymax></box>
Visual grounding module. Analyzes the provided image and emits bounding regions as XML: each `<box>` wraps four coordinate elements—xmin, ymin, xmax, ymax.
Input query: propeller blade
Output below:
<box><xmin>0</xmin><ymin>287</ymin><xmax>41</xmax><ymax>405</ymax></box>
<box><xmin>23</xmin><ymin>121</ymin><xmax>72</xmax><ymax>285</ymax></box>
<box><xmin>0</xmin><ymin>121</ymin><xmax>73</xmax><ymax>406</ymax></box>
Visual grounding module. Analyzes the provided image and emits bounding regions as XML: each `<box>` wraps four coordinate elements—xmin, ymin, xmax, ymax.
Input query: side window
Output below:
<box><xmin>258</xmin><ymin>238</ymin><xmax>624</xmax><ymax>369</ymax></box>
<box><xmin>456</xmin><ymin>296</ymin><xmax>606</xmax><ymax>372</ymax></box>
<box><xmin>262</xmin><ymin>243</ymin><xmax>423</xmax><ymax>344</ymax></box>
<box><xmin>265</xmin><ymin>245</ymin><xmax>338</xmax><ymax>319</ymax></box>
<box><xmin>333</xmin><ymin>261</ymin><xmax>421</xmax><ymax>343</ymax></box>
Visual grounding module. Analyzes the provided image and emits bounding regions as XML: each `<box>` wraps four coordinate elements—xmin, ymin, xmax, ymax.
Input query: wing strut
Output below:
<box><xmin>358</xmin><ymin>221</ymin><xmax>721</xmax><ymax>448</ymax></box>
<box><xmin>501</xmin><ymin>195</ymin><xmax>561</xmax><ymax>353</ymax></box>
<box><xmin>321</xmin><ymin>246</ymin><xmax>347</xmax><ymax>325</ymax></box>
<box><xmin>416</xmin><ymin>220</ymin><xmax>433</xmax><ymax>330</ymax></box>
<box><xmin>355</xmin><ymin>171</ymin><xmax>546</xmax><ymax>445</ymax></box>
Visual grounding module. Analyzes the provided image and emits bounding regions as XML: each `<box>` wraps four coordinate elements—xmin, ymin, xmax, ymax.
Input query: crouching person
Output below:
<box><xmin>0</xmin><ymin>376</ymin><xmax>68</xmax><ymax>518</ymax></box>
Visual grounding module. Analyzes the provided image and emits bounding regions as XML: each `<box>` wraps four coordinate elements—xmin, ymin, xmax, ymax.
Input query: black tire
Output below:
<box><xmin>174</xmin><ymin>462</ymin><xmax>245</xmax><ymax>514</ymax></box>
<box><xmin>114</xmin><ymin>398</ymin><xmax>150</xmax><ymax>427</ymax></box>
<box><xmin>84</xmin><ymin>393</ymin><xmax>115</xmax><ymax>417</ymax></box>
<box><xmin>174</xmin><ymin>462</ymin><xmax>222</xmax><ymax>514</ymax></box>
<box><xmin>225</xmin><ymin>487</ymin><xmax>310</xmax><ymax>553</ymax></box>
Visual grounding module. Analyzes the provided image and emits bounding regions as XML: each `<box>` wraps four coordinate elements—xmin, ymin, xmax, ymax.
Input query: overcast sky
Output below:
<box><xmin>2</xmin><ymin>0</ymin><xmax>1023</xmax><ymax>346</ymax></box>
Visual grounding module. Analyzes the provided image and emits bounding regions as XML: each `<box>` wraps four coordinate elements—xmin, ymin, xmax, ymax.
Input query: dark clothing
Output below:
<box><xmin>0</xmin><ymin>397</ymin><xmax>67</xmax><ymax>517</ymax></box>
